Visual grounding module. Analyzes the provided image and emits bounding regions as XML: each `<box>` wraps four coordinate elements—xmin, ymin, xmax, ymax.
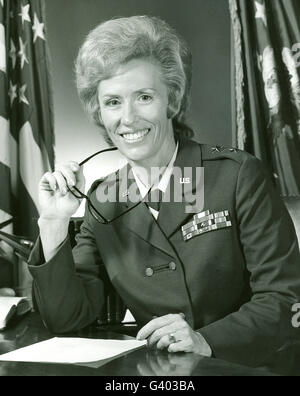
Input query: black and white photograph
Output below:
<box><xmin>0</xmin><ymin>0</ymin><xmax>300</xmax><ymax>379</ymax></box>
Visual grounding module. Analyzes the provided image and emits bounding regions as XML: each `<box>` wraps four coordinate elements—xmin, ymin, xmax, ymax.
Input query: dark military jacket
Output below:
<box><xmin>28</xmin><ymin>138</ymin><xmax>300</xmax><ymax>366</ymax></box>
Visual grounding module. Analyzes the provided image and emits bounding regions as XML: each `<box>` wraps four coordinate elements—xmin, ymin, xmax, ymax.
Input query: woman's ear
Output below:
<box><xmin>167</xmin><ymin>106</ymin><xmax>175</xmax><ymax>119</ymax></box>
<box><xmin>97</xmin><ymin>109</ymin><xmax>103</xmax><ymax>126</ymax></box>
<box><xmin>167</xmin><ymin>100</ymin><xmax>181</xmax><ymax>119</ymax></box>
<box><xmin>167</xmin><ymin>91</ymin><xmax>182</xmax><ymax>119</ymax></box>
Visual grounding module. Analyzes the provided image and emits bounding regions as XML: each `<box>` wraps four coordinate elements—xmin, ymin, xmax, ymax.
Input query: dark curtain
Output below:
<box><xmin>230</xmin><ymin>0</ymin><xmax>300</xmax><ymax>196</ymax></box>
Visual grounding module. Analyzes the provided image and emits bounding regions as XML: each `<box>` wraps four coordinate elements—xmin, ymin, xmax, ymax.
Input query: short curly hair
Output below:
<box><xmin>75</xmin><ymin>15</ymin><xmax>194</xmax><ymax>143</ymax></box>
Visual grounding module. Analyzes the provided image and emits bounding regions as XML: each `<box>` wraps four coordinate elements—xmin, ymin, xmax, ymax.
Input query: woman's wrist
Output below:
<box><xmin>195</xmin><ymin>331</ymin><xmax>213</xmax><ymax>357</ymax></box>
<box><xmin>38</xmin><ymin>215</ymin><xmax>71</xmax><ymax>225</ymax></box>
<box><xmin>38</xmin><ymin>217</ymin><xmax>70</xmax><ymax>262</ymax></box>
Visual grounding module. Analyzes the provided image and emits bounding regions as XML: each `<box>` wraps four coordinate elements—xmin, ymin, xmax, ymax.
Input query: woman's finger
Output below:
<box><xmin>167</xmin><ymin>328</ymin><xmax>198</xmax><ymax>353</ymax></box>
<box><xmin>75</xmin><ymin>165</ymin><xmax>85</xmax><ymax>191</ymax></box>
<box><xmin>62</xmin><ymin>162</ymin><xmax>85</xmax><ymax>191</ymax></box>
<box><xmin>147</xmin><ymin>320</ymin><xmax>187</xmax><ymax>347</ymax></box>
<box><xmin>156</xmin><ymin>334</ymin><xmax>172</xmax><ymax>350</ymax></box>
<box><xmin>168</xmin><ymin>338</ymin><xmax>192</xmax><ymax>353</ymax></box>
<box><xmin>40</xmin><ymin>172</ymin><xmax>58</xmax><ymax>192</ymax></box>
<box><xmin>52</xmin><ymin>170</ymin><xmax>68</xmax><ymax>195</ymax></box>
<box><xmin>57</xmin><ymin>165</ymin><xmax>77</xmax><ymax>188</ymax></box>
<box><xmin>68</xmin><ymin>161</ymin><xmax>80</xmax><ymax>173</ymax></box>
<box><xmin>137</xmin><ymin>313</ymin><xmax>185</xmax><ymax>341</ymax></box>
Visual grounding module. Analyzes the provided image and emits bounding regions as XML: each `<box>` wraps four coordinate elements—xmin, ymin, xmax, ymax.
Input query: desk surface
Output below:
<box><xmin>0</xmin><ymin>313</ymin><xmax>298</xmax><ymax>376</ymax></box>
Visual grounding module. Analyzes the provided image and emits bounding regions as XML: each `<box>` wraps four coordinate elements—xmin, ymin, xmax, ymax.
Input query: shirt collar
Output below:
<box><xmin>132</xmin><ymin>142</ymin><xmax>179</xmax><ymax>199</ymax></box>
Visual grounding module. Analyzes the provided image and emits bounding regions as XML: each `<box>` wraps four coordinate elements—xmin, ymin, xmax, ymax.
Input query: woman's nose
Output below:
<box><xmin>121</xmin><ymin>102</ymin><xmax>137</xmax><ymax>126</ymax></box>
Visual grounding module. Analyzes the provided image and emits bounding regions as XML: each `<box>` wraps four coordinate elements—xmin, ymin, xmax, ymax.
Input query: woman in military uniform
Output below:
<box><xmin>28</xmin><ymin>16</ymin><xmax>300</xmax><ymax>367</ymax></box>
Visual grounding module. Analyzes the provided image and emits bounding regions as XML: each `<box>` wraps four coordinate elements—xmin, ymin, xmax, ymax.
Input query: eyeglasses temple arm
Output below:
<box><xmin>79</xmin><ymin>147</ymin><xmax>118</xmax><ymax>166</ymax></box>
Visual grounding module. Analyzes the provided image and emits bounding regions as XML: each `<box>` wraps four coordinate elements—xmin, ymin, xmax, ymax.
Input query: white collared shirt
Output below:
<box><xmin>132</xmin><ymin>142</ymin><xmax>179</xmax><ymax>220</ymax></box>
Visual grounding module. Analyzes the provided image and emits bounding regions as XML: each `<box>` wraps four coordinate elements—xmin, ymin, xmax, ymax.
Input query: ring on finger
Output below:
<box><xmin>168</xmin><ymin>333</ymin><xmax>176</xmax><ymax>344</ymax></box>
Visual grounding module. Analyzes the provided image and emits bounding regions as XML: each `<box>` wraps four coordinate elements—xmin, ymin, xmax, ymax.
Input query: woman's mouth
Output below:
<box><xmin>120</xmin><ymin>128</ymin><xmax>151</xmax><ymax>143</ymax></box>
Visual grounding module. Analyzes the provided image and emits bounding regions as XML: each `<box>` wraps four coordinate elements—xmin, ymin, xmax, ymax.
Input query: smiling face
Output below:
<box><xmin>97</xmin><ymin>59</ymin><xmax>176</xmax><ymax>166</ymax></box>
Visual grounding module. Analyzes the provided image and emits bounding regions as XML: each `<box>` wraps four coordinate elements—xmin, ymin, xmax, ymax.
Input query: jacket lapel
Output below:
<box><xmin>158</xmin><ymin>138</ymin><xmax>204</xmax><ymax>238</ymax></box>
<box><xmin>90</xmin><ymin>138</ymin><xmax>203</xmax><ymax>255</ymax></box>
<box><xmin>93</xmin><ymin>164</ymin><xmax>177</xmax><ymax>258</ymax></box>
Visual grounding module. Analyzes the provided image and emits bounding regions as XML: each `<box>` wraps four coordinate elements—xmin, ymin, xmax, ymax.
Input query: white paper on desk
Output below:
<box><xmin>0</xmin><ymin>337</ymin><xmax>146</xmax><ymax>365</ymax></box>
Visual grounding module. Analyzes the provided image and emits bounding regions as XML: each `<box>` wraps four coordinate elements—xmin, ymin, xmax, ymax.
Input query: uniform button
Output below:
<box><xmin>169</xmin><ymin>261</ymin><xmax>177</xmax><ymax>270</ymax></box>
<box><xmin>145</xmin><ymin>267</ymin><xmax>154</xmax><ymax>277</ymax></box>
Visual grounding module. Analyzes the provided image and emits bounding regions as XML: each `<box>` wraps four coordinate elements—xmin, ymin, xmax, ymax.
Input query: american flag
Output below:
<box><xmin>0</xmin><ymin>0</ymin><xmax>54</xmax><ymax>241</ymax></box>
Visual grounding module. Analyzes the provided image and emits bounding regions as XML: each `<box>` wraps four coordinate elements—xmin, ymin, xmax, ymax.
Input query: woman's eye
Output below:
<box><xmin>106</xmin><ymin>99</ymin><xmax>120</xmax><ymax>107</ymax></box>
<box><xmin>139</xmin><ymin>94</ymin><xmax>152</xmax><ymax>102</ymax></box>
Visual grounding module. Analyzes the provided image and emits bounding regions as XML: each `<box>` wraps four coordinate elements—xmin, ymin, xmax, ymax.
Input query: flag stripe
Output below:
<box><xmin>14</xmin><ymin>179</ymin><xmax>39</xmax><ymax>240</ymax></box>
<box><xmin>0</xmin><ymin>162</ymin><xmax>12</xmax><ymax>215</ymax></box>
<box><xmin>0</xmin><ymin>115</ymin><xmax>16</xmax><ymax>168</ymax></box>
<box><xmin>0</xmin><ymin>115</ymin><xmax>18</xmax><ymax>198</ymax></box>
<box><xmin>0</xmin><ymin>23</ymin><xmax>5</xmax><ymax>72</ymax></box>
<box><xmin>0</xmin><ymin>71</ymin><xmax>7</xmax><ymax>118</ymax></box>
<box><xmin>19</xmin><ymin>121</ymin><xmax>50</xmax><ymax>212</ymax></box>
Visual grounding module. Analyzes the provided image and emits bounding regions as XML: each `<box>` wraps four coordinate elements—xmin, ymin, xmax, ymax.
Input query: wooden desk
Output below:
<box><xmin>0</xmin><ymin>312</ymin><xmax>297</xmax><ymax>376</ymax></box>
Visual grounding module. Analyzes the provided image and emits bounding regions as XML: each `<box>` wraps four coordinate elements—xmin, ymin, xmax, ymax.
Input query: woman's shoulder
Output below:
<box><xmin>199</xmin><ymin>143</ymin><xmax>260</xmax><ymax>166</ymax></box>
<box><xmin>198</xmin><ymin>142</ymin><xmax>272</xmax><ymax>187</ymax></box>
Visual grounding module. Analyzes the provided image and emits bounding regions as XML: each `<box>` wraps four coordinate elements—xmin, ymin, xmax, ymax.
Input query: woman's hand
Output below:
<box><xmin>39</xmin><ymin>161</ymin><xmax>85</xmax><ymax>221</ymax></box>
<box><xmin>136</xmin><ymin>314</ymin><xmax>212</xmax><ymax>356</ymax></box>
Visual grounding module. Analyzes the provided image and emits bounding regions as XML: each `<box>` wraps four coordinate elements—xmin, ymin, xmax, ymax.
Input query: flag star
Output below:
<box><xmin>19</xmin><ymin>4</ymin><xmax>31</xmax><ymax>26</ymax></box>
<box><xmin>255</xmin><ymin>1</ymin><xmax>267</xmax><ymax>27</ymax></box>
<box><xmin>18</xmin><ymin>37</ymin><xmax>29</xmax><ymax>69</ymax></box>
<box><xmin>32</xmin><ymin>13</ymin><xmax>45</xmax><ymax>42</ymax></box>
<box><xmin>8</xmin><ymin>81</ymin><xmax>17</xmax><ymax>106</ymax></box>
<box><xmin>9</xmin><ymin>39</ymin><xmax>17</xmax><ymax>69</ymax></box>
<box><xmin>19</xmin><ymin>84</ymin><xmax>29</xmax><ymax>105</ymax></box>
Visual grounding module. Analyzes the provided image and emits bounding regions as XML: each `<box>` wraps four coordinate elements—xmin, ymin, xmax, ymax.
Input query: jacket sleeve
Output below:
<box><xmin>28</xmin><ymin>207</ymin><xmax>106</xmax><ymax>334</ymax></box>
<box><xmin>199</xmin><ymin>155</ymin><xmax>300</xmax><ymax>367</ymax></box>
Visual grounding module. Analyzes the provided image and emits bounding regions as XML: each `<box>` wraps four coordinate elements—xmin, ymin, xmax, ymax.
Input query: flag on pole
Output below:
<box><xmin>230</xmin><ymin>0</ymin><xmax>300</xmax><ymax>196</ymax></box>
<box><xmin>0</xmin><ymin>0</ymin><xmax>54</xmax><ymax>241</ymax></box>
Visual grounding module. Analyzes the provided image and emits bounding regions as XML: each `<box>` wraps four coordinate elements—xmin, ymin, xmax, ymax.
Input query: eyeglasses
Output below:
<box><xmin>67</xmin><ymin>147</ymin><xmax>143</xmax><ymax>224</ymax></box>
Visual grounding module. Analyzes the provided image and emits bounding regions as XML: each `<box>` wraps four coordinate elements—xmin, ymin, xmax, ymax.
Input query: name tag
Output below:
<box><xmin>182</xmin><ymin>210</ymin><xmax>232</xmax><ymax>241</ymax></box>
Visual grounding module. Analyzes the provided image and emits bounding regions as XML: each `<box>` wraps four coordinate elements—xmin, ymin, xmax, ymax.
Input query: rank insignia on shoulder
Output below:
<box><xmin>211</xmin><ymin>146</ymin><xmax>223</xmax><ymax>153</ymax></box>
<box><xmin>181</xmin><ymin>209</ymin><xmax>232</xmax><ymax>241</ymax></box>
<box><xmin>211</xmin><ymin>146</ymin><xmax>239</xmax><ymax>154</ymax></box>
<box><xmin>228</xmin><ymin>148</ymin><xmax>239</xmax><ymax>153</ymax></box>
